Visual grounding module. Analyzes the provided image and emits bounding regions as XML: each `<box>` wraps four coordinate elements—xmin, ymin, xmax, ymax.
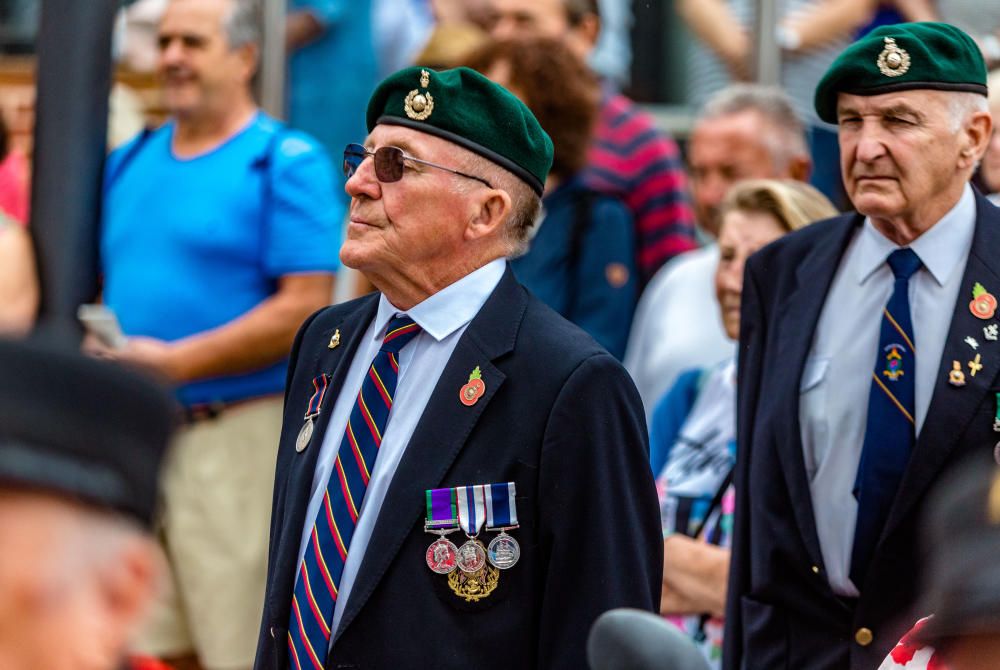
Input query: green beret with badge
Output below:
<box><xmin>814</xmin><ymin>22</ymin><xmax>989</xmax><ymax>124</ymax></box>
<box><xmin>366</xmin><ymin>65</ymin><xmax>554</xmax><ymax>196</ymax></box>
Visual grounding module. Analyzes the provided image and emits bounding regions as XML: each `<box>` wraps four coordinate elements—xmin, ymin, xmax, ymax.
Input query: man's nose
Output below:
<box><xmin>345</xmin><ymin>154</ymin><xmax>381</xmax><ymax>200</ymax></box>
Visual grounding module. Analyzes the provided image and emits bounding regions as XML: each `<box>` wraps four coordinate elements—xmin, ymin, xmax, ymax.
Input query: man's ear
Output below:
<box><xmin>237</xmin><ymin>42</ymin><xmax>260</xmax><ymax>83</ymax></box>
<box><xmin>959</xmin><ymin>110</ymin><xmax>993</xmax><ymax>169</ymax></box>
<box><xmin>100</xmin><ymin>537</ymin><xmax>162</xmax><ymax>633</ymax></box>
<box><xmin>787</xmin><ymin>155</ymin><xmax>813</xmax><ymax>183</ymax></box>
<box><xmin>573</xmin><ymin>13</ymin><xmax>601</xmax><ymax>51</ymax></box>
<box><xmin>465</xmin><ymin>188</ymin><xmax>513</xmax><ymax>242</ymax></box>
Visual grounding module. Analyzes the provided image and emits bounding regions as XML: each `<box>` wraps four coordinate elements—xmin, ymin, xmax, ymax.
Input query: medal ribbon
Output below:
<box><xmin>994</xmin><ymin>393</ymin><xmax>1000</xmax><ymax>430</ymax></box>
<box><xmin>457</xmin><ymin>485</ymin><xmax>487</xmax><ymax>536</ymax></box>
<box><xmin>303</xmin><ymin>373</ymin><xmax>330</xmax><ymax>419</ymax></box>
<box><xmin>425</xmin><ymin>487</ymin><xmax>458</xmax><ymax>529</ymax></box>
<box><xmin>485</xmin><ymin>482</ymin><xmax>518</xmax><ymax>529</ymax></box>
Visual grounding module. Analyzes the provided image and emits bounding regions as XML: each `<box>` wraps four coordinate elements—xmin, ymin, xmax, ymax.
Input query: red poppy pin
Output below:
<box><xmin>459</xmin><ymin>366</ymin><xmax>486</xmax><ymax>406</ymax></box>
<box><xmin>971</xmin><ymin>282</ymin><xmax>998</xmax><ymax>320</ymax></box>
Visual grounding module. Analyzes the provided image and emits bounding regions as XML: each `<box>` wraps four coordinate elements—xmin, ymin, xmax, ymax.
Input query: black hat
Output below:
<box><xmin>0</xmin><ymin>338</ymin><xmax>177</xmax><ymax>527</ymax></box>
<box><xmin>915</xmin><ymin>456</ymin><xmax>1000</xmax><ymax>644</ymax></box>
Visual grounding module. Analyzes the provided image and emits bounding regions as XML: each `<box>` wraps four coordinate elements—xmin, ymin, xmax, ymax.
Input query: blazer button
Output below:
<box><xmin>855</xmin><ymin>627</ymin><xmax>873</xmax><ymax>647</ymax></box>
<box><xmin>811</xmin><ymin>565</ymin><xmax>820</xmax><ymax>574</ymax></box>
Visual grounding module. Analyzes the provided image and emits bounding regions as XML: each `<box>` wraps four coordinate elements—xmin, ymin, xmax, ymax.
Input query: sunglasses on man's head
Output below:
<box><xmin>343</xmin><ymin>143</ymin><xmax>493</xmax><ymax>188</ymax></box>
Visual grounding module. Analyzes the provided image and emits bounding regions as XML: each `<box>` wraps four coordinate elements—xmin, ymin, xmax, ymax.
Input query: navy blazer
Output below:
<box><xmin>253</xmin><ymin>266</ymin><xmax>662</xmax><ymax>670</ymax></box>
<box><xmin>725</xmin><ymin>191</ymin><xmax>1000</xmax><ymax>670</ymax></box>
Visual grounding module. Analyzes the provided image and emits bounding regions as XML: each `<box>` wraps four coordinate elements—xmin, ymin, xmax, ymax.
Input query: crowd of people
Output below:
<box><xmin>3</xmin><ymin>1</ymin><xmax>1000</xmax><ymax>670</ymax></box>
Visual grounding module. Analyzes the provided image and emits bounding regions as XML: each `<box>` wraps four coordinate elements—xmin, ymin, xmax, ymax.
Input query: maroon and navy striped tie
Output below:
<box><xmin>288</xmin><ymin>315</ymin><xmax>421</xmax><ymax>670</ymax></box>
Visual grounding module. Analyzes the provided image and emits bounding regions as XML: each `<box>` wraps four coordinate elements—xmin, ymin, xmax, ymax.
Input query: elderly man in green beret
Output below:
<box><xmin>252</xmin><ymin>66</ymin><xmax>661</xmax><ymax>670</ymax></box>
<box><xmin>726</xmin><ymin>22</ymin><xmax>997</xmax><ymax>670</ymax></box>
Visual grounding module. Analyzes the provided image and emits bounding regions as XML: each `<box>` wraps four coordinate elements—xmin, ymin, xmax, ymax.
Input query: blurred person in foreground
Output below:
<box><xmin>727</xmin><ymin>23</ymin><xmax>996</xmax><ymax>669</ymax></box>
<box><xmin>0</xmin><ymin>338</ymin><xmax>176</xmax><ymax>670</ymax></box>
<box><xmin>877</xmin><ymin>460</ymin><xmax>1000</xmax><ymax>670</ymax></box>
<box><xmin>624</xmin><ymin>84</ymin><xmax>813</xmax><ymax>419</ymax></box>
<box><xmin>253</xmin><ymin>65</ymin><xmax>660</xmax><ymax>670</ymax></box>
<box><xmin>0</xmin><ymin>210</ymin><xmax>36</xmax><ymax>335</ymax></box>
<box><xmin>486</xmin><ymin>0</ymin><xmax>697</xmax><ymax>284</ymax></box>
<box><xmin>466</xmin><ymin>36</ymin><xmax>637</xmax><ymax>359</ymax></box>
<box><xmin>95</xmin><ymin>1</ymin><xmax>340</xmax><ymax>668</ymax></box>
<box><xmin>653</xmin><ymin>179</ymin><xmax>835</xmax><ymax>669</ymax></box>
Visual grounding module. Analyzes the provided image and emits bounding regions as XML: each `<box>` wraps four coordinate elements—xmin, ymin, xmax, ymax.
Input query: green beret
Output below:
<box><xmin>366</xmin><ymin>66</ymin><xmax>554</xmax><ymax>196</ymax></box>
<box><xmin>814</xmin><ymin>22</ymin><xmax>988</xmax><ymax>124</ymax></box>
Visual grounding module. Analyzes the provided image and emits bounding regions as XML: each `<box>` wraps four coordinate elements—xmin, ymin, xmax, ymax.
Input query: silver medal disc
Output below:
<box><xmin>296</xmin><ymin>418</ymin><xmax>314</xmax><ymax>453</ymax></box>
<box><xmin>456</xmin><ymin>539</ymin><xmax>487</xmax><ymax>573</ymax></box>
<box><xmin>425</xmin><ymin>537</ymin><xmax>459</xmax><ymax>574</ymax></box>
<box><xmin>487</xmin><ymin>532</ymin><xmax>520</xmax><ymax>570</ymax></box>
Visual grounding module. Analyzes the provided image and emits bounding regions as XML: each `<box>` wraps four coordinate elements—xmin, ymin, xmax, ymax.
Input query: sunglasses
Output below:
<box><xmin>343</xmin><ymin>143</ymin><xmax>493</xmax><ymax>188</ymax></box>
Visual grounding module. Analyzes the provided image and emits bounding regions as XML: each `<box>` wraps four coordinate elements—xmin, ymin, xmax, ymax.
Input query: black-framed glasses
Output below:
<box><xmin>343</xmin><ymin>143</ymin><xmax>493</xmax><ymax>188</ymax></box>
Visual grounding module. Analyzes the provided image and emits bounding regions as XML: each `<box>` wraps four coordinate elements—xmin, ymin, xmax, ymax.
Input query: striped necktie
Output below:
<box><xmin>850</xmin><ymin>248</ymin><xmax>922</xmax><ymax>589</ymax></box>
<box><xmin>288</xmin><ymin>315</ymin><xmax>421</xmax><ymax>670</ymax></box>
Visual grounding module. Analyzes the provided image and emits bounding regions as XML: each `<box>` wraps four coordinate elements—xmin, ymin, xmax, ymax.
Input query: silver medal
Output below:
<box><xmin>425</xmin><ymin>537</ymin><xmax>459</xmax><ymax>574</ymax></box>
<box><xmin>487</xmin><ymin>531</ymin><xmax>520</xmax><ymax>570</ymax></box>
<box><xmin>296</xmin><ymin>418</ymin><xmax>314</xmax><ymax>453</ymax></box>
<box><xmin>456</xmin><ymin>539</ymin><xmax>487</xmax><ymax>573</ymax></box>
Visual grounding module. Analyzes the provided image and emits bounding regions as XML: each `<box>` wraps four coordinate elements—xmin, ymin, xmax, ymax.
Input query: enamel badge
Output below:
<box><xmin>949</xmin><ymin>361</ymin><xmax>967</xmax><ymax>387</ymax></box>
<box><xmin>971</xmin><ymin>283</ymin><xmax>998</xmax><ymax>320</ymax></box>
<box><xmin>460</xmin><ymin>366</ymin><xmax>486</xmax><ymax>406</ymax></box>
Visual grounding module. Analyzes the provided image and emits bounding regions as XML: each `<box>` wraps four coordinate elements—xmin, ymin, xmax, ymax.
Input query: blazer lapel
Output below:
<box><xmin>770</xmin><ymin>215</ymin><xmax>860</xmax><ymax>573</ymax></box>
<box><xmin>332</xmin><ymin>267</ymin><xmax>527</xmax><ymax>642</ymax></box>
<box><xmin>884</xmin><ymin>192</ymin><xmax>1000</xmax><ymax>537</ymax></box>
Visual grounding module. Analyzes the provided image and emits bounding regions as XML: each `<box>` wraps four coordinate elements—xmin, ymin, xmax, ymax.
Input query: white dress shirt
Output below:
<box><xmin>295</xmin><ymin>259</ymin><xmax>506</xmax><ymax>642</ymax></box>
<box><xmin>800</xmin><ymin>184</ymin><xmax>976</xmax><ymax>596</ymax></box>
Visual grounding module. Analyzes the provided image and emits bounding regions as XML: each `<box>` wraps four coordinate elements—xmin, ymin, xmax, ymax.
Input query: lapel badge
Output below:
<box><xmin>882</xmin><ymin>344</ymin><xmax>905</xmax><ymax>381</ymax></box>
<box><xmin>328</xmin><ymin>328</ymin><xmax>341</xmax><ymax>349</ymax></box>
<box><xmin>993</xmin><ymin>393</ymin><xmax>1000</xmax><ymax>433</ymax></box>
<box><xmin>404</xmin><ymin>69</ymin><xmax>434</xmax><ymax>121</ymax></box>
<box><xmin>986</xmin><ymin>324</ymin><xmax>999</xmax><ymax>341</ymax></box>
<box><xmin>459</xmin><ymin>366</ymin><xmax>486</xmax><ymax>406</ymax></box>
<box><xmin>949</xmin><ymin>361</ymin><xmax>967</xmax><ymax>387</ymax></box>
<box><xmin>969</xmin><ymin>354</ymin><xmax>984</xmax><ymax>378</ymax></box>
<box><xmin>966</xmin><ymin>336</ymin><xmax>980</xmax><ymax>350</ymax></box>
<box><xmin>971</xmin><ymin>282</ymin><xmax>998</xmax><ymax>320</ymax></box>
<box><xmin>876</xmin><ymin>37</ymin><xmax>911</xmax><ymax>77</ymax></box>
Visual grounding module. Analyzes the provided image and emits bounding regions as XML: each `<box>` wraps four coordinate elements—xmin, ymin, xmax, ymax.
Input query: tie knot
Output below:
<box><xmin>887</xmin><ymin>248</ymin><xmax>922</xmax><ymax>282</ymax></box>
<box><xmin>380</xmin><ymin>315</ymin><xmax>422</xmax><ymax>354</ymax></box>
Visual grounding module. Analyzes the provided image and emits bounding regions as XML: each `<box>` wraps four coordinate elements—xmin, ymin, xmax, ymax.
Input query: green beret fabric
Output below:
<box><xmin>814</xmin><ymin>22</ymin><xmax>988</xmax><ymax>124</ymax></box>
<box><xmin>366</xmin><ymin>66</ymin><xmax>554</xmax><ymax>196</ymax></box>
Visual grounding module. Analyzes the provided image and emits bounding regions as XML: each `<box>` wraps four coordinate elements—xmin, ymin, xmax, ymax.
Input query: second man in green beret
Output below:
<box><xmin>253</xmin><ymin>66</ymin><xmax>662</xmax><ymax>670</ymax></box>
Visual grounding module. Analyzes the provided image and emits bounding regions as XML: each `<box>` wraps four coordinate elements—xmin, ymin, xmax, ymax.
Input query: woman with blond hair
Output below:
<box><xmin>653</xmin><ymin>179</ymin><xmax>837</xmax><ymax>668</ymax></box>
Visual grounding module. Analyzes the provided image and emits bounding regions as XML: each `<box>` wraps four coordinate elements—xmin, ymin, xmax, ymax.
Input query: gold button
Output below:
<box><xmin>811</xmin><ymin>565</ymin><xmax>820</xmax><ymax>574</ymax></box>
<box><xmin>855</xmin><ymin>628</ymin><xmax>873</xmax><ymax>647</ymax></box>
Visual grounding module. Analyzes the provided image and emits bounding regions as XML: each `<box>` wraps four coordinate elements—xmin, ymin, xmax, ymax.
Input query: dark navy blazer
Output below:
<box><xmin>725</xmin><ymin>191</ymin><xmax>1000</xmax><ymax>670</ymax></box>
<box><xmin>253</xmin><ymin>266</ymin><xmax>662</xmax><ymax>670</ymax></box>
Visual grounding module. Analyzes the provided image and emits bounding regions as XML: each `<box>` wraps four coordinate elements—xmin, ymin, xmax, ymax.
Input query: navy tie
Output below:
<box><xmin>850</xmin><ymin>248</ymin><xmax>922</xmax><ymax>589</ymax></box>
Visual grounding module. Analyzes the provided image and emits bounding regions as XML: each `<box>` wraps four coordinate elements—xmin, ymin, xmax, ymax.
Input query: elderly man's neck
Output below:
<box><xmin>868</xmin><ymin>180</ymin><xmax>969</xmax><ymax>246</ymax></box>
<box><xmin>367</xmin><ymin>251</ymin><xmax>506</xmax><ymax>311</ymax></box>
<box><xmin>172</xmin><ymin>95</ymin><xmax>257</xmax><ymax>158</ymax></box>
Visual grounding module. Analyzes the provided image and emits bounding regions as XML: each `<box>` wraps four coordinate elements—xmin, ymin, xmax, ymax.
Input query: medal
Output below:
<box><xmin>296</xmin><ymin>374</ymin><xmax>331</xmax><ymax>453</ymax></box>
<box><xmin>424</xmin><ymin>487</ymin><xmax>460</xmax><ymax>574</ymax></box>
<box><xmin>487</xmin><ymin>532</ymin><xmax>520</xmax><ymax>569</ymax></box>
<box><xmin>994</xmin><ymin>394</ymin><xmax>1000</xmax><ymax>433</ymax></box>
<box><xmin>447</xmin><ymin>564</ymin><xmax>500</xmax><ymax>602</ymax></box>
<box><xmin>456</xmin><ymin>539</ymin><xmax>487</xmax><ymax>573</ymax></box>
<box><xmin>484</xmin><ymin>481</ymin><xmax>520</xmax><ymax>569</ymax></box>
<box><xmin>426</xmin><ymin>537</ymin><xmax>459</xmax><ymax>574</ymax></box>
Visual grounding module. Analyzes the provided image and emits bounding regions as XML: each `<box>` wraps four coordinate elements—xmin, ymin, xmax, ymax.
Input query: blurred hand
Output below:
<box><xmin>83</xmin><ymin>334</ymin><xmax>182</xmax><ymax>383</ymax></box>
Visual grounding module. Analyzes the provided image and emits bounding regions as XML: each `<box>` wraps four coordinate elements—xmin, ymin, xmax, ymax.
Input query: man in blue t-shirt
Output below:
<box><xmin>96</xmin><ymin>1</ymin><xmax>340</xmax><ymax>669</ymax></box>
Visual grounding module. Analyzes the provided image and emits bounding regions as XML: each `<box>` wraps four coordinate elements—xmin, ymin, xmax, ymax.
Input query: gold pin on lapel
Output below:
<box><xmin>328</xmin><ymin>329</ymin><xmax>341</xmax><ymax>349</ymax></box>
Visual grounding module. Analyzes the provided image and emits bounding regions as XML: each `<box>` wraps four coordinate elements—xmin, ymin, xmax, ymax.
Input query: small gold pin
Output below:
<box><xmin>949</xmin><ymin>360</ymin><xmax>967</xmax><ymax>387</ymax></box>
<box><xmin>328</xmin><ymin>329</ymin><xmax>341</xmax><ymax>349</ymax></box>
<box><xmin>969</xmin><ymin>354</ymin><xmax>984</xmax><ymax>377</ymax></box>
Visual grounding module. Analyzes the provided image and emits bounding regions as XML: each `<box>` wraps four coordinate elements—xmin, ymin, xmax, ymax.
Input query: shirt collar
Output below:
<box><xmin>373</xmin><ymin>259</ymin><xmax>507</xmax><ymax>342</ymax></box>
<box><xmin>855</xmin><ymin>183</ymin><xmax>976</xmax><ymax>286</ymax></box>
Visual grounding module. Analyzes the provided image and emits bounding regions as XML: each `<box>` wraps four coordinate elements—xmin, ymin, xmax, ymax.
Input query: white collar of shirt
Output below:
<box><xmin>855</xmin><ymin>183</ymin><xmax>976</xmax><ymax>287</ymax></box>
<box><xmin>372</xmin><ymin>258</ymin><xmax>507</xmax><ymax>342</ymax></box>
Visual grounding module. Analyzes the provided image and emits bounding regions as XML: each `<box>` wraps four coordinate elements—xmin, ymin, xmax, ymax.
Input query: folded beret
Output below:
<box><xmin>814</xmin><ymin>22</ymin><xmax>988</xmax><ymax>124</ymax></box>
<box><xmin>366</xmin><ymin>66</ymin><xmax>554</xmax><ymax>196</ymax></box>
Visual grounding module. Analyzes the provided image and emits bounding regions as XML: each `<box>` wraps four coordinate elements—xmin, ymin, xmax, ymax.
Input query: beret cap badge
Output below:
<box><xmin>877</xmin><ymin>37</ymin><xmax>911</xmax><ymax>77</ymax></box>
<box><xmin>404</xmin><ymin>69</ymin><xmax>435</xmax><ymax>121</ymax></box>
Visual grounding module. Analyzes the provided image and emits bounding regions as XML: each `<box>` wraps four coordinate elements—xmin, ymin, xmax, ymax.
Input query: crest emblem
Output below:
<box><xmin>404</xmin><ymin>69</ymin><xmax>435</xmax><ymax>121</ymax></box>
<box><xmin>882</xmin><ymin>344</ymin><xmax>906</xmax><ymax>381</ymax></box>
<box><xmin>877</xmin><ymin>37</ymin><xmax>911</xmax><ymax>77</ymax></box>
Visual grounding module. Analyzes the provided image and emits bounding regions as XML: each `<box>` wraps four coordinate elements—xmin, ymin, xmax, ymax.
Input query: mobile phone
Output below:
<box><xmin>77</xmin><ymin>304</ymin><xmax>128</xmax><ymax>350</ymax></box>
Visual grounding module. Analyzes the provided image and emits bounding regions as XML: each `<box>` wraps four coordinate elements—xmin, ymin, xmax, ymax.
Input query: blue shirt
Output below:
<box><xmin>101</xmin><ymin>112</ymin><xmax>341</xmax><ymax>406</ymax></box>
<box><xmin>511</xmin><ymin>177</ymin><xmax>637</xmax><ymax>359</ymax></box>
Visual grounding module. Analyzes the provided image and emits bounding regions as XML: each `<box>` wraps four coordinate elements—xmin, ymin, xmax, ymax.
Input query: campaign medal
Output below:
<box><xmin>485</xmin><ymin>482</ymin><xmax>521</xmax><ymax>570</ymax></box>
<box><xmin>970</xmin><ymin>283</ymin><xmax>998</xmax><ymax>320</ymax></box>
<box><xmin>459</xmin><ymin>366</ymin><xmax>486</xmax><ymax>407</ymax></box>
<box><xmin>446</xmin><ymin>485</ymin><xmax>498</xmax><ymax>601</ymax></box>
<box><xmin>296</xmin><ymin>374</ymin><xmax>330</xmax><ymax>452</ymax></box>
<box><xmin>994</xmin><ymin>394</ymin><xmax>1000</xmax><ymax>433</ymax></box>
<box><xmin>424</xmin><ymin>487</ymin><xmax>460</xmax><ymax>574</ymax></box>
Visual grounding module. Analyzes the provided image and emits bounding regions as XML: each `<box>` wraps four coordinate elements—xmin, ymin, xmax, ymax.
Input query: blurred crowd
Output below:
<box><xmin>2</xmin><ymin>1</ymin><xmax>1000</xmax><ymax>670</ymax></box>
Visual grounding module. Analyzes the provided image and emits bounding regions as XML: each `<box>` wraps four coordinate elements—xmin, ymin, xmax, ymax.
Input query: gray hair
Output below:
<box><xmin>698</xmin><ymin>83</ymin><xmax>809</xmax><ymax>171</ymax></box>
<box><xmin>947</xmin><ymin>91</ymin><xmax>989</xmax><ymax>133</ymax></box>
<box><xmin>223</xmin><ymin>0</ymin><xmax>261</xmax><ymax>49</ymax></box>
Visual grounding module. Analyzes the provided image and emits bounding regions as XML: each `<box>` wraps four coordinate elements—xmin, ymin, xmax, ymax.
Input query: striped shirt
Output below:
<box><xmin>582</xmin><ymin>93</ymin><xmax>698</xmax><ymax>284</ymax></box>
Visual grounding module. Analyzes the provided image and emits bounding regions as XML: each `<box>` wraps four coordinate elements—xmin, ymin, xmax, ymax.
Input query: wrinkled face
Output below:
<box><xmin>342</xmin><ymin>125</ymin><xmax>488</xmax><ymax>283</ymax></box>
<box><xmin>688</xmin><ymin>111</ymin><xmax>783</xmax><ymax>236</ymax></box>
<box><xmin>715</xmin><ymin>209</ymin><xmax>787</xmax><ymax>340</ymax></box>
<box><xmin>157</xmin><ymin>0</ymin><xmax>252</xmax><ymax>118</ymax></box>
<box><xmin>0</xmin><ymin>493</ymin><xmax>110</xmax><ymax>670</ymax></box>
<box><xmin>837</xmin><ymin>90</ymin><xmax>966</xmax><ymax>225</ymax></box>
